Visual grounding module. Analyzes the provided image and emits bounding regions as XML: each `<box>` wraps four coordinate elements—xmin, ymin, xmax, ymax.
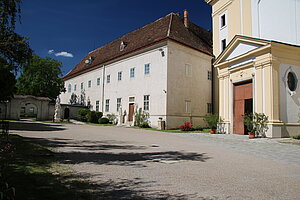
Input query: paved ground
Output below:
<box><xmin>11</xmin><ymin>121</ymin><xmax>300</xmax><ymax>200</ymax></box>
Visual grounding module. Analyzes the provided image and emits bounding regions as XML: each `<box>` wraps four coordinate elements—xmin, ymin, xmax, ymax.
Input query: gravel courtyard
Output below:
<box><xmin>11</xmin><ymin>121</ymin><xmax>300</xmax><ymax>200</ymax></box>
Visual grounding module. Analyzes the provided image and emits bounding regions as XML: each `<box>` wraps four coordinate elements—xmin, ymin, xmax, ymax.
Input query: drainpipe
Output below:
<box><xmin>101</xmin><ymin>65</ymin><xmax>105</xmax><ymax>113</ymax></box>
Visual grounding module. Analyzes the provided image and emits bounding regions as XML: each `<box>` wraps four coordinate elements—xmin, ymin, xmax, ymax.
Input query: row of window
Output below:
<box><xmin>94</xmin><ymin>95</ymin><xmax>150</xmax><ymax>112</ymax></box>
<box><xmin>67</xmin><ymin>64</ymin><xmax>151</xmax><ymax>93</ymax></box>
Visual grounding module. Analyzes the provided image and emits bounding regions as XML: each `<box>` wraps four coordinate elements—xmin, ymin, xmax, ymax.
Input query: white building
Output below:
<box><xmin>60</xmin><ymin>11</ymin><xmax>213</xmax><ymax>129</ymax></box>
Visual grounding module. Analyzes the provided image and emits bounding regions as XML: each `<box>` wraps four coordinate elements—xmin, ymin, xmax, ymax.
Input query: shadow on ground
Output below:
<box><xmin>26</xmin><ymin>137</ymin><xmax>210</xmax><ymax>167</ymax></box>
<box><xmin>7</xmin><ymin>121</ymin><xmax>66</xmax><ymax>132</ymax></box>
<box><xmin>1</xmin><ymin>135</ymin><xmax>213</xmax><ymax>199</ymax></box>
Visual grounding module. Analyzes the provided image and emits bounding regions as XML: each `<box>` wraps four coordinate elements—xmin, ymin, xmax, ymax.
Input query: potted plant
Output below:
<box><xmin>243</xmin><ymin>113</ymin><xmax>256</xmax><ymax>139</ymax></box>
<box><xmin>204</xmin><ymin>114</ymin><xmax>219</xmax><ymax>134</ymax></box>
<box><xmin>243</xmin><ymin>113</ymin><xmax>268</xmax><ymax>139</ymax></box>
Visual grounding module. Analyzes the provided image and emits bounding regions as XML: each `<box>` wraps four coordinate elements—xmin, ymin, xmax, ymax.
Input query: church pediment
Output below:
<box><xmin>215</xmin><ymin>35</ymin><xmax>271</xmax><ymax>65</ymax></box>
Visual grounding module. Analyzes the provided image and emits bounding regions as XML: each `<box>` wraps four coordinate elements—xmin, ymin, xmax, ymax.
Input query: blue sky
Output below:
<box><xmin>16</xmin><ymin>0</ymin><xmax>212</xmax><ymax>75</ymax></box>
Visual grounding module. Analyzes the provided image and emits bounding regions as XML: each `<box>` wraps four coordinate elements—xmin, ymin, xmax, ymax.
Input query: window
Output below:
<box><xmin>185</xmin><ymin>100</ymin><xmax>191</xmax><ymax>113</ymax></box>
<box><xmin>107</xmin><ymin>75</ymin><xmax>110</xmax><ymax>83</ymax></box>
<box><xmin>20</xmin><ymin>107</ymin><xmax>25</xmax><ymax>114</ymax></box>
<box><xmin>97</xmin><ymin>78</ymin><xmax>100</xmax><ymax>86</ymax></box>
<box><xmin>144</xmin><ymin>95</ymin><xmax>150</xmax><ymax>110</ymax></box>
<box><xmin>88</xmin><ymin>80</ymin><xmax>91</xmax><ymax>88</ymax></box>
<box><xmin>105</xmin><ymin>99</ymin><xmax>110</xmax><ymax>112</ymax></box>
<box><xmin>221</xmin><ymin>39</ymin><xmax>226</xmax><ymax>51</ymax></box>
<box><xmin>117</xmin><ymin>98</ymin><xmax>122</xmax><ymax>111</ymax></box>
<box><xmin>130</xmin><ymin>68</ymin><xmax>135</xmax><ymax>78</ymax></box>
<box><xmin>118</xmin><ymin>71</ymin><xmax>122</xmax><ymax>81</ymax></box>
<box><xmin>144</xmin><ymin>63</ymin><xmax>150</xmax><ymax>75</ymax></box>
<box><xmin>185</xmin><ymin>64</ymin><xmax>192</xmax><ymax>77</ymax></box>
<box><xmin>129</xmin><ymin>96</ymin><xmax>135</xmax><ymax>102</ymax></box>
<box><xmin>287</xmin><ymin>71</ymin><xmax>298</xmax><ymax>92</ymax></box>
<box><xmin>74</xmin><ymin>84</ymin><xmax>77</xmax><ymax>91</ymax></box>
<box><xmin>96</xmin><ymin>100</ymin><xmax>99</xmax><ymax>112</ymax></box>
<box><xmin>208</xmin><ymin>71</ymin><xmax>212</xmax><ymax>80</ymax></box>
<box><xmin>81</xmin><ymin>82</ymin><xmax>84</xmax><ymax>90</ymax></box>
<box><xmin>207</xmin><ymin>103</ymin><xmax>212</xmax><ymax>113</ymax></box>
<box><xmin>68</xmin><ymin>84</ymin><xmax>71</xmax><ymax>93</ymax></box>
<box><xmin>221</xmin><ymin>14</ymin><xmax>226</xmax><ymax>28</ymax></box>
<box><xmin>29</xmin><ymin>107</ymin><xmax>35</xmax><ymax>114</ymax></box>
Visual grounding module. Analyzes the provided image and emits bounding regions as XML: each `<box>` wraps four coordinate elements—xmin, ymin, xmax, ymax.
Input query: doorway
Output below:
<box><xmin>233</xmin><ymin>81</ymin><xmax>253</xmax><ymax>135</ymax></box>
<box><xmin>128</xmin><ymin>103</ymin><xmax>134</xmax><ymax>121</ymax></box>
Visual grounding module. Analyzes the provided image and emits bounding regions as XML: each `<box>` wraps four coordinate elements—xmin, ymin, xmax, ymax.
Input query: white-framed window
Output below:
<box><xmin>107</xmin><ymin>75</ymin><xmax>110</xmax><ymax>83</ymax></box>
<box><xmin>221</xmin><ymin>39</ymin><xmax>226</xmax><ymax>51</ymax></box>
<box><xmin>185</xmin><ymin>100</ymin><xmax>191</xmax><ymax>113</ymax></box>
<box><xmin>207</xmin><ymin>103</ymin><xmax>212</xmax><ymax>113</ymax></box>
<box><xmin>129</xmin><ymin>96</ymin><xmax>135</xmax><ymax>102</ymax></box>
<box><xmin>143</xmin><ymin>95</ymin><xmax>150</xmax><ymax>110</ymax></box>
<box><xmin>130</xmin><ymin>68</ymin><xmax>135</xmax><ymax>78</ymax></box>
<box><xmin>81</xmin><ymin>82</ymin><xmax>84</xmax><ymax>90</ymax></box>
<box><xmin>68</xmin><ymin>84</ymin><xmax>71</xmax><ymax>93</ymax></box>
<box><xmin>185</xmin><ymin>64</ymin><xmax>192</xmax><ymax>77</ymax></box>
<box><xmin>97</xmin><ymin>78</ymin><xmax>100</xmax><ymax>86</ymax></box>
<box><xmin>117</xmin><ymin>98</ymin><xmax>121</xmax><ymax>111</ymax></box>
<box><xmin>144</xmin><ymin>63</ymin><xmax>150</xmax><ymax>75</ymax></box>
<box><xmin>208</xmin><ymin>71</ymin><xmax>212</xmax><ymax>80</ymax></box>
<box><xmin>221</xmin><ymin>14</ymin><xmax>226</xmax><ymax>28</ymax></box>
<box><xmin>118</xmin><ymin>71</ymin><xmax>122</xmax><ymax>81</ymax></box>
<box><xmin>96</xmin><ymin>100</ymin><xmax>99</xmax><ymax>112</ymax></box>
<box><xmin>88</xmin><ymin>80</ymin><xmax>91</xmax><ymax>88</ymax></box>
<box><xmin>105</xmin><ymin>99</ymin><xmax>110</xmax><ymax>112</ymax></box>
<box><xmin>74</xmin><ymin>84</ymin><xmax>77</xmax><ymax>91</ymax></box>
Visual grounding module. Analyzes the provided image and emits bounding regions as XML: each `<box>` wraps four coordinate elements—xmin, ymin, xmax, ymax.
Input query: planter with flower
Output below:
<box><xmin>179</xmin><ymin>122</ymin><xmax>193</xmax><ymax>131</ymax></box>
<box><xmin>203</xmin><ymin>114</ymin><xmax>219</xmax><ymax>134</ymax></box>
<box><xmin>243</xmin><ymin>113</ymin><xmax>268</xmax><ymax>139</ymax></box>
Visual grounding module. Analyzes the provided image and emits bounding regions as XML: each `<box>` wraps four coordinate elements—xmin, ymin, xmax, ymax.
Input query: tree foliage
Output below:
<box><xmin>0</xmin><ymin>57</ymin><xmax>16</xmax><ymax>101</ymax></box>
<box><xmin>17</xmin><ymin>56</ymin><xmax>65</xmax><ymax>100</ymax></box>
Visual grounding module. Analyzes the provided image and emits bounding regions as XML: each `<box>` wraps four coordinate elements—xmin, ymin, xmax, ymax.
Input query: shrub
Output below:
<box><xmin>135</xmin><ymin>108</ymin><xmax>150</xmax><ymax>126</ymax></box>
<box><xmin>139</xmin><ymin>122</ymin><xmax>151</xmax><ymax>128</ymax></box>
<box><xmin>87</xmin><ymin>111</ymin><xmax>103</xmax><ymax>123</ymax></box>
<box><xmin>179</xmin><ymin>122</ymin><xmax>193</xmax><ymax>131</ymax></box>
<box><xmin>292</xmin><ymin>135</ymin><xmax>300</xmax><ymax>140</ymax></box>
<box><xmin>203</xmin><ymin>114</ymin><xmax>219</xmax><ymax>129</ymax></box>
<box><xmin>98</xmin><ymin>117</ymin><xmax>109</xmax><ymax>124</ymax></box>
<box><xmin>107</xmin><ymin>113</ymin><xmax>117</xmax><ymax>123</ymax></box>
<box><xmin>77</xmin><ymin>109</ymin><xmax>90</xmax><ymax>122</ymax></box>
<box><xmin>191</xmin><ymin>125</ymin><xmax>203</xmax><ymax>131</ymax></box>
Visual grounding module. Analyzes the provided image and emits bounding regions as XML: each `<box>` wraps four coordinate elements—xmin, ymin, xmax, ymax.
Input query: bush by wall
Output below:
<box><xmin>98</xmin><ymin>117</ymin><xmax>109</xmax><ymax>124</ymax></box>
<box><xmin>87</xmin><ymin>111</ymin><xmax>103</xmax><ymax>123</ymax></box>
<box><xmin>77</xmin><ymin>109</ymin><xmax>90</xmax><ymax>122</ymax></box>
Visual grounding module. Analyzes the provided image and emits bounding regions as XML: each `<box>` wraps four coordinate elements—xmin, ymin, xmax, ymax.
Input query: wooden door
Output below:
<box><xmin>128</xmin><ymin>104</ymin><xmax>134</xmax><ymax>121</ymax></box>
<box><xmin>233</xmin><ymin>82</ymin><xmax>253</xmax><ymax>134</ymax></box>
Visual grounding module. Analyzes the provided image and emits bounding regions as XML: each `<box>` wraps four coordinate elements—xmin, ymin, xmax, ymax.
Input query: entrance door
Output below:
<box><xmin>128</xmin><ymin>103</ymin><xmax>134</xmax><ymax>121</ymax></box>
<box><xmin>233</xmin><ymin>82</ymin><xmax>253</xmax><ymax>134</ymax></box>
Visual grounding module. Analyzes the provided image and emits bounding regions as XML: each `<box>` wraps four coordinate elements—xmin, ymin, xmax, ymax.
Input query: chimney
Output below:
<box><xmin>184</xmin><ymin>9</ymin><xmax>189</xmax><ymax>28</ymax></box>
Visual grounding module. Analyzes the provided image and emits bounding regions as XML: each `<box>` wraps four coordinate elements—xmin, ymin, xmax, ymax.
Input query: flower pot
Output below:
<box><xmin>248</xmin><ymin>132</ymin><xmax>255</xmax><ymax>139</ymax></box>
<box><xmin>210</xmin><ymin>129</ymin><xmax>216</xmax><ymax>134</ymax></box>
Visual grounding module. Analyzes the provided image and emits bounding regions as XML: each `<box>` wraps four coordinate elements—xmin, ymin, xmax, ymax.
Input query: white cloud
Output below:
<box><xmin>48</xmin><ymin>49</ymin><xmax>54</xmax><ymax>54</ymax></box>
<box><xmin>55</xmin><ymin>51</ymin><xmax>74</xmax><ymax>58</ymax></box>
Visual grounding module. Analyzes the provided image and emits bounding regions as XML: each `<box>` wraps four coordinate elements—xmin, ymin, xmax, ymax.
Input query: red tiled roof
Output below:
<box><xmin>63</xmin><ymin>13</ymin><xmax>212</xmax><ymax>80</ymax></box>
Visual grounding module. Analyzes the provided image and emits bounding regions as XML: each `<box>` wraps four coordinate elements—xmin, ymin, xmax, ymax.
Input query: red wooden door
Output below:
<box><xmin>128</xmin><ymin>104</ymin><xmax>134</xmax><ymax>121</ymax></box>
<box><xmin>233</xmin><ymin>82</ymin><xmax>253</xmax><ymax>135</ymax></box>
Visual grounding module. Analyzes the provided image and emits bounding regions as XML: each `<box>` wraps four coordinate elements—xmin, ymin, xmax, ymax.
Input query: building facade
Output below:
<box><xmin>60</xmin><ymin>11</ymin><xmax>213</xmax><ymax>129</ymax></box>
<box><xmin>206</xmin><ymin>0</ymin><xmax>300</xmax><ymax>137</ymax></box>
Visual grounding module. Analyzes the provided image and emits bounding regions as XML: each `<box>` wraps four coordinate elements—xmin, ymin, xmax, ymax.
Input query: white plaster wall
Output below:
<box><xmin>103</xmin><ymin>46</ymin><xmax>168</xmax><ymax>127</ymax></box>
<box><xmin>226</xmin><ymin>42</ymin><xmax>260</xmax><ymax>61</ymax></box>
<box><xmin>219</xmin><ymin>10</ymin><xmax>228</xmax><ymax>52</ymax></box>
<box><xmin>252</xmin><ymin>0</ymin><xmax>300</xmax><ymax>45</ymax></box>
<box><xmin>280</xmin><ymin>64</ymin><xmax>300</xmax><ymax>123</ymax></box>
<box><xmin>167</xmin><ymin>41</ymin><xmax>212</xmax><ymax>129</ymax></box>
<box><xmin>61</xmin><ymin>45</ymin><xmax>168</xmax><ymax>127</ymax></box>
<box><xmin>61</xmin><ymin>67</ymin><xmax>103</xmax><ymax>111</ymax></box>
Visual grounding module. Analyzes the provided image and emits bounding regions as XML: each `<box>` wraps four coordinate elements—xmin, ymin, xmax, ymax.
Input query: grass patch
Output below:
<box><xmin>86</xmin><ymin>122</ymin><xmax>114</xmax><ymax>126</ymax></box>
<box><xmin>0</xmin><ymin>135</ymin><xmax>99</xmax><ymax>199</ymax></box>
<box><xmin>132</xmin><ymin>127</ymin><xmax>211</xmax><ymax>133</ymax></box>
<box><xmin>36</xmin><ymin>120</ymin><xmax>75</xmax><ymax>125</ymax></box>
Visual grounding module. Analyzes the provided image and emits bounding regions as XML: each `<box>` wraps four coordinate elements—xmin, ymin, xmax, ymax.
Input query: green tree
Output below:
<box><xmin>0</xmin><ymin>57</ymin><xmax>16</xmax><ymax>101</ymax></box>
<box><xmin>0</xmin><ymin>0</ymin><xmax>32</xmax><ymax>101</ymax></box>
<box><xmin>17</xmin><ymin>56</ymin><xmax>65</xmax><ymax>100</ymax></box>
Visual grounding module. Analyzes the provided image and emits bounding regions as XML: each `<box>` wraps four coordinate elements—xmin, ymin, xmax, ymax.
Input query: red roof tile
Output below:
<box><xmin>63</xmin><ymin>13</ymin><xmax>212</xmax><ymax>80</ymax></box>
